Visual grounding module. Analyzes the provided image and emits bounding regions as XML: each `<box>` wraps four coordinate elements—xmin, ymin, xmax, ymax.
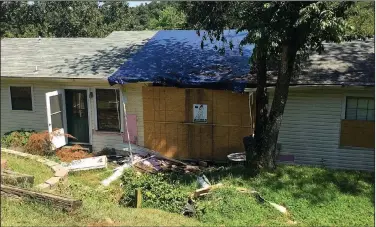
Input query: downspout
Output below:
<box><xmin>120</xmin><ymin>85</ymin><xmax>133</xmax><ymax>163</ymax></box>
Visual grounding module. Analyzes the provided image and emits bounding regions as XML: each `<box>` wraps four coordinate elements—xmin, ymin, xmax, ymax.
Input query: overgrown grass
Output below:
<box><xmin>1</xmin><ymin>152</ymin><xmax>53</xmax><ymax>186</ymax></box>
<box><xmin>163</xmin><ymin>165</ymin><xmax>375</xmax><ymax>226</ymax></box>
<box><xmin>1</xmin><ymin>152</ymin><xmax>374</xmax><ymax>226</ymax></box>
<box><xmin>1</xmin><ymin>154</ymin><xmax>201</xmax><ymax>226</ymax></box>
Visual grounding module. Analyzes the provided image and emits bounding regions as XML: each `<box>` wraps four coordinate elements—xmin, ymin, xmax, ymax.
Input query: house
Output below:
<box><xmin>1</xmin><ymin>31</ymin><xmax>374</xmax><ymax>171</ymax></box>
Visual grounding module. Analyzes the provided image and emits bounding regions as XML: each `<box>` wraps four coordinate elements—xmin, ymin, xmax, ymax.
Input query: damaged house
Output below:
<box><xmin>1</xmin><ymin>30</ymin><xmax>374</xmax><ymax>171</ymax></box>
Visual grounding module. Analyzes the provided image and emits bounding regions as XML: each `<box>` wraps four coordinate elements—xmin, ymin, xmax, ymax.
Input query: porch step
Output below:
<box><xmin>62</xmin><ymin>144</ymin><xmax>92</xmax><ymax>153</ymax></box>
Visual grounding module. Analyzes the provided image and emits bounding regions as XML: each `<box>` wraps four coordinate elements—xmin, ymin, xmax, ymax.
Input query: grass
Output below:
<box><xmin>171</xmin><ymin>165</ymin><xmax>375</xmax><ymax>226</ymax></box>
<box><xmin>1</xmin><ymin>152</ymin><xmax>53</xmax><ymax>186</ymax></box>
<box><xmin>1</xmin><ymin>152</ymin><xmax>374</xmax><ymax>226</ymax></box>
<box><xmin>1</xmin><ymin>154</ymin><xmax>201</xmax><ymax>226</ymax></box>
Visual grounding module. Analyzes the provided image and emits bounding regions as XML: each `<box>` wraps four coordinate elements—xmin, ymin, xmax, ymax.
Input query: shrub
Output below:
<box><xmin>24</xmin><ymin>131</ymin><xmax>53</xmax><ymax>156</ymax></box>
<box><xmin>1</xmin><ymin>129</ymin><xmax>36</xmax><ymax>148</ymax></box>
<box><xmin>56</xmin><ymin>145</ymin><xmax>92</xmax><ymax>162</ymax></box>
<box><xmin>120</xmin><ymin>170</ymin><xmax>191</xmax><ymax>214</ymax></box>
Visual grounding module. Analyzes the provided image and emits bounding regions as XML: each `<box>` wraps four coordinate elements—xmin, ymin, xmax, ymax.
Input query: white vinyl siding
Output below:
<box><xmin>269</xmin><ymin>88</ymin><xmax>375</xmax><ymax>171</ymax></box>
<box><xmin>1</xmin><ymin>79</ymin><xmax>145</xmax><ymax>152</ymax></box>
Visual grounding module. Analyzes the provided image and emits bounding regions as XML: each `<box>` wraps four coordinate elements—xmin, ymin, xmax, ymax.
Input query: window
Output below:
<box><xmin>340</xmin><ymin>96</ymin><xmax>375</xmax><ymax>149</ymax></box>
<box><xmin>345</xmin><ymin>97</ymin><xmax>374</xmax><ymax>121</ymax></box>
<box><xmin>96</xmin><ymin>89</ymin><xmax>121</xmax><ymax>131</ymax></box>
<box><xmin>10</xmin><ymin>86</ymin><xmax>33</xmax><ymax>111</ymax></box>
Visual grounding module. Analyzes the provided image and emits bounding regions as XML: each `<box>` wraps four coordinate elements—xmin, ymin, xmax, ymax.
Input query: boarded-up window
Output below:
<box><xmin>10</xmin><ymin>86</ymin><xmax>32</xmax><ymax>111</ymax></box>
<box><xmin>96</xmin><ymin>89</ymin><xmax>120</xmax><ymax>132</ymax></box>
<box><xmin>340</xmin><ymin>97</ymin><xmax>375</xmax><ymax>149</ymax></box>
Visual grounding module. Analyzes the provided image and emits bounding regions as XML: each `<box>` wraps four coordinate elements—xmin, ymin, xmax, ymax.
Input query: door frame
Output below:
<box><xmin>64</xmin><ymin>87</ymin><xmax>92</xmax><ymax>145</ymax></box>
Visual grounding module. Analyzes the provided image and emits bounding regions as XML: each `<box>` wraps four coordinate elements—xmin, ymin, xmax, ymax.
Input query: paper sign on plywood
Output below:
<box><xmin>193</xmin><ymin>104</ymin><xmax>207</xmax><ymax>123</ymax></box>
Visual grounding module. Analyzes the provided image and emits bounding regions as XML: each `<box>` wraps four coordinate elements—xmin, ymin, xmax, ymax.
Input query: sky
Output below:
<box><xmin>27</xmin><ymin>1</ymin><xmax>152</xmax><ymax>8</ymax></box>
<box><xmin>128</xmin><ymin>1</ymin><xmax>151</xmax><ymax>7</ymax></box>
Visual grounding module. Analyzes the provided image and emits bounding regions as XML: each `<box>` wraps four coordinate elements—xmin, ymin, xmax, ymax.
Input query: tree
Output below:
<box><xmin>182</xmin><ymin>1</ymin><xmax>357</xmax><ymax>170</ymax></box>
<box><xmin>148</xmin><ymin>6</ymin><xmax>186</xmax><ymax>29</ymax></box>
<box><xmin>345</xmin><ymin>2</ymin><xmax>375</xmax><ymax>39</ymax></box>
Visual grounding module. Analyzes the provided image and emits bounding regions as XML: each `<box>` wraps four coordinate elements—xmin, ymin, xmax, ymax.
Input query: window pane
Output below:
<box><xmin>358</xmin><ymin>99</ymin><xmax>368</xmax><ymax>109</ymax></box>
<box><xmin>346</xmin><ymin>108</ymin><xmax>357</xmax><ymax>120</ymax></box>
<box><xmin>50</xmin><ymin>94</ymin><xmax>63</xmax><ymax>113</ymax></box>
<box><xmin>367</xmin><ymin>110</ymin><xmax>375</xmax><ymax>121</ymax></box>
<box><xmin>96</xmin><ymin>89</ymin><xmax>120</xmax><ymax>131</ymax></box>
<box><xmin>356</xmin><ymin>108</ymin><xmax>367</xmax><ymax>120</ymax></box>
<box><xmin>10</xmin><ymin>87</ymin><xmax>32</xmax><ymax>110</ymax></box>
<box><xmin>51</xmin><ymin>112</ymin><xmax>63</xmax><ymax>129</ymax></box>
<box><xmin>368</xmin><ymin>99</ymin><xmax>375</xmax><ymax>110</ymax></box>
<box><xmin>347</xmin><ymin>98</ymin><xmax>358</xmax><ymax>109</ymax></box>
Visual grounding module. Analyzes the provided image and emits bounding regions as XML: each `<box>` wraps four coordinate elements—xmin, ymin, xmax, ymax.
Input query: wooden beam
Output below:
<box><xmin>135</xmin><ymin>188</ymin><xmax>142</xmax><ymax>208</ymax></box>
<box><xmin>1</xmin><ymin>184</ymin><xmax>82</xmax><ymax>212</ymax></box>
<box><xmin>1</xmin><ymin>170</ymin><xmax>34</xmax><ymax>187</ymax></box>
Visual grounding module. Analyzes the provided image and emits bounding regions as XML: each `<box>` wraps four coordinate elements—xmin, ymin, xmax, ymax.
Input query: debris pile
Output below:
<box><xmin>105</xmin><ymin>144</ymin><xmax>202</xmax><ymax>174</ymax></box>
<box><xmin>101</xmin><ymin>144</ymin><xmax>203</xmax><ymax>187</ymax></box>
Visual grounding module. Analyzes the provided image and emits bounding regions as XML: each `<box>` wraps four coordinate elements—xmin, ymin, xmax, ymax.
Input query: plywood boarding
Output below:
<box><xmin>143</xmin><ymin>86</ymin><xmax>255</xmax><ymax>160</ymax></box>
<box><xmin>340</xmin><ymin>119</ymin><xmax>375</xmax><ymax>149</ymax></box>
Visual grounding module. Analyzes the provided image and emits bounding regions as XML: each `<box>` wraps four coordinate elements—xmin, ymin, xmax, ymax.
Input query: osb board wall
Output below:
<box><xmin>340</xmin><ymin>119</ymin><xmax>375</xmax><ymax>149</ymax></box>
<box><xmin>143</xmin><ymin>86</ymin><xmax>255</xmax><ymax>160</ymax></box>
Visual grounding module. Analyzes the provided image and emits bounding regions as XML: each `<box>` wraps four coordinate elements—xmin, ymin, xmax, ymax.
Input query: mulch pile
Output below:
<box><xmin>56</xmin><ymin>145</ymin><xmax>93</xmax><ymax>162</ymax></box>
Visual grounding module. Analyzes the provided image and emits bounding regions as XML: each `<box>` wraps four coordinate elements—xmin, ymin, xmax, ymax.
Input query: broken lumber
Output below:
<box><xmin>1</xmin><ymin>184</ymin><xmax>82</xmax><ymax>211</ymax></box>
<box><xmin>193</xmin><ymin>183</ymin><xmax>223</xmax><ymax>198</ymax></box>
<box><xmin>1</xmin><ymin>170</ymin><xmax>34</xmax><ymax>187</ymax></box>
<box><xmin>1</xmin><ymin>160</ymin><xmax>7</xmax><ymax>171</ymax></box>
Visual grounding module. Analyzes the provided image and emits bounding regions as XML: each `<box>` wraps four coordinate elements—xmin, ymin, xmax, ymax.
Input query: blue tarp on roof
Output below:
<box><xmin>108</xmin><ymin>30</ymin><xmax>254</xmax><ymax>92</ymax></box>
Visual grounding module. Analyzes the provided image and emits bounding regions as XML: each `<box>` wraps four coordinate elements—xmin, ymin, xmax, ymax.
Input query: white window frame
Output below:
<box><xmin>93</xmin><ymin>88</ymin><xmax>124</xmax><ymax>133</ymax></box>
<box><xmin>341</xmin><ymin>94</ymin><xmax>375</xmax><ymax>121</ymax></box>
<box><xmin>9</xmin><ymin>85</ymin><xmax>35</xmax><ymax>112</ymax></box>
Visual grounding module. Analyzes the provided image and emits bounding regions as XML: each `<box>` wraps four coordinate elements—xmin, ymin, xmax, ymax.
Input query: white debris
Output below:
<box><xmin>68</xmin><ymin>156</ymin><xmax>107</xmax><ymax>172</ymax></box>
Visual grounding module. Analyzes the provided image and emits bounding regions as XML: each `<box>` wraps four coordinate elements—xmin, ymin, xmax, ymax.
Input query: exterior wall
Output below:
<box><xmin>143</xmin><ymin>87</ymin><xmax>254</xmax><ymax>160</ymax></box>
<box><xmin>270</xmin><ymin>87</ymin><xmax>375</xmax><ymax>171</ymax></box>
<box><xmin>0</xmin><ymin>78</ymin><xmax>144</xmax><ymax>152</ymax></box>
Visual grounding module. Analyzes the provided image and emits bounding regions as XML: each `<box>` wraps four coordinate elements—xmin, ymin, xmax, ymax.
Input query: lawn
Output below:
<box><xmin>1</xmin><ymin>153</ymin><xmax>201</xmax><ymax>226</ymax></box>
<box><xmin>1</xmin><ymin>152</ymin><xmax>53</xmax><ymax>186</ymax></box>
<box><xmin>1</xmin><ymin>152</ymin><xmax>374</xmax><ymax>226</ymax></box>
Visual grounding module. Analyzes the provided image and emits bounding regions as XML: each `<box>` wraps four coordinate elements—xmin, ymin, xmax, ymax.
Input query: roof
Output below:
<box><xmin>1</xmin><ymin>31</ymin><xmax>157</xmax><ymax>79</ymax></box>
<box><xmin>246</xmin><ymin>38</ymin><xmax>375</xmax><ymax>87</ymax></box>
<box><xmin>108</xmin><ymin>31</ymin><xmax>374</xmax><ymax>91</ymax></box>
<box><xmin>108</xmin><ymin>30</ymin><xmax>253</xmax><ymax>92</ymax></box>
<box><xmin>2</xmin><ymin>30</ymin><xmax>374</xmax><ymax>90</ymax></box>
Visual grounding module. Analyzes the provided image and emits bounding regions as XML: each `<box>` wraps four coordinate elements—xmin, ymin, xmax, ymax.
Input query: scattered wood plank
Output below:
<box><xmin>1</xmin><ymin>184</ymin><xmax>82</xmax><ymax>212</ymax></box>
<box><xmin>1</xmin><ymin>170</ymin><xmax>34</xmax><ymax>187</ymax></box>
<box><xmin>193</xmin><ymin>183</ymin><xmax>223</xmax><ymax>198</ymax></box>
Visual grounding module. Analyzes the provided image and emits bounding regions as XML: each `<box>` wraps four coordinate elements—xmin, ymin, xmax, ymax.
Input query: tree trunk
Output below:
<box><xmin>262</xmin><ymin>41</ymin><xmax>298</xmax><ymax>169</ymax></box>
<box><xmin>245</xmin><ymin>44</ymin><xmax>268</xmax><ymax>169</ymax></box>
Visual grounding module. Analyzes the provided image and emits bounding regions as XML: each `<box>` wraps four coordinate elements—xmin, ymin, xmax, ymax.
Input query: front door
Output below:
<box><xmin>65</xmin><ymin>89</ymin><xmax>90</xmax><ymax>143</ymax></box>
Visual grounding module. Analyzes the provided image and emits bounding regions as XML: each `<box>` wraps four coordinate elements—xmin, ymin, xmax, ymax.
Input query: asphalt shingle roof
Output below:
<box><xmin>2</xmin><ymin>31</ymin><xmax>374</xmax><ymax>87</ymax></box>
<box><xmin>246</xmin><ymin>38</ymin><xmax>375</xmax><ymax>86</ymax></box>
<box><xmin>1</xmin><ymin>31</ymin><xmax>157</xmax><ymax>79</ymax></box>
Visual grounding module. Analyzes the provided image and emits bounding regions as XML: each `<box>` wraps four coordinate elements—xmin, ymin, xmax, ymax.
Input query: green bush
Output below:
<box><xmin>1</xmin><ymin>129</ymin><xmax>36</xmax><ymax>148</ymax></box>
<box><xmin>120</xmin><ymin>170</ymin><xmax>191</xmax><ymax>214</ymax></box>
